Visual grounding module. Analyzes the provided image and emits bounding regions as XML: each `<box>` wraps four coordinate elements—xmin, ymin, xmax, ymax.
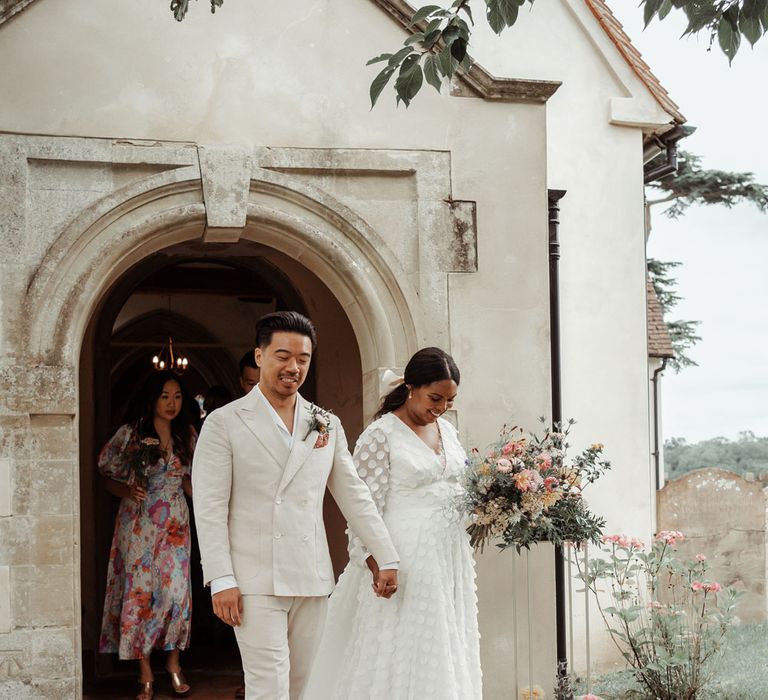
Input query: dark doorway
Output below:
<box><xmin>79</xmin><ymin>240</ymin><xmax>363</xmax><ymax>693</ymax></box>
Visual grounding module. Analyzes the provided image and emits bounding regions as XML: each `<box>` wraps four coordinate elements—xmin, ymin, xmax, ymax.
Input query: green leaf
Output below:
<box><xmin>658</xmin><ymin>0</ymin><xmax>673</xmax><ymax>20</ymax></box>
<box><xmin>423</xmin><ymin>28</ymin><xmax>443</xmax><ymax>49</ymax></box>
<box><xmin>405</xmin><ymin>32</ymin><xmax>426</xmax><ymax>45</ymax></box>
<box><xmin>644</xmin><ymin>0</ymin><xmax>663</xmax><ymax>27</ymax></box>
<box><xmin>451</xmin><ymin>37</ymin><xmax>468</xmax><ymax>62</ymax></box>
<box><xmin>409</xmin><ymin>4</ymin><xmax>441</xmax><ymax>26</ymax></box>
<box><xmin>682</xmin><ymin>4</ymin><xmax>718</xmax><ymax>34</ymax></box>
<box><xmin>370</xmin><ymin>65</ymin><xmax>396</xmax><ymax>108</ymax></box>
<box><xmin>423</xmin><ymin>53</ymin><xmax>443</xmax><ymax>92</ymax></box>
<box><xmin>718</xmin><ymin>16</ymin><xmax>741</xmax><ymax>63</ymax></box>
<box><xmin>395</xmin><ymin>54</ymin><xmax>424</xmax><ymax>107</ymax></box>
<box><xmin>743</xmin><ymin>0</ymin><xmax>768</xmax><ymax>19</ymax></box>
<box><xmin>740</xmin><ymin>14</ymin><xmax>764</xmax><ymax>45</ymax></box>
<box><xmin>366</xmin><ymin>53</ymin><xmax>393</xmax><ymax>66</ymax></box>
<box><xmin>460</xmin><ymin>2</ymin><xmax>475</xmax><ymax>25</ymax></box>
<box><xmin>438</xmin><ymin>45</ymin><xmax>460</xmax><ymax>77</ymax></box>
<box><xmin>388</xmin><ymin>46</ymin><xmax>415</xmax><ymax>66</ymax></box>
<box><xmin>485</xmin><ymin>0</ymin><xmax>521</xmax><ymax>34</ymax></box>
<box><xmin>423</xmin><ymin>17</ymin><xmax>443</xmax><ymax>36</ymax></box>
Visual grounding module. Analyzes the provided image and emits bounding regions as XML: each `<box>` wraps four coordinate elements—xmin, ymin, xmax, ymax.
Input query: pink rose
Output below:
<box><xmin>691</xmin><ymin>581</ymin><xmax>704</xmax><ymax>592</ymax></box>
<box><xmin>705</xmin><ymin>582</ymin><xmax>722</xmax><ymax>593</ymax></box>
<box><xmin>501</xmin><ymin>442</ymin><xmax>516</xmax><ymax>456</ymax></box>
<box><xmin>534</xmin><ymin>452</ymin><xmax>553</xmax><ymax>471</ymax></box>
<box><xmin>496</xmin><ymin>458</ymin><xmax>513</xmax><ymax>473</ymax></box>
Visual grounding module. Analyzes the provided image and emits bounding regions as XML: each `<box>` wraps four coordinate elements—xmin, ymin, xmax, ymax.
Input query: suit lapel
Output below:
<box><xmin>235</xmin><ymin>390</ymin><xmax>291</xmax><ymax>469</ymax></box>
<box><xmin>277</xmin><ymin>395</ymin><xmax>317</xmax><ymax>495</ymax></box>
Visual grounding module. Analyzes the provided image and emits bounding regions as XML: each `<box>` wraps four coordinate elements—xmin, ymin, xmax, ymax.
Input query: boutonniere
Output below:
<box><xmin>304</xmin><ymin>404</ymin><xmax>333</xmax><ymax>448</ymax></box>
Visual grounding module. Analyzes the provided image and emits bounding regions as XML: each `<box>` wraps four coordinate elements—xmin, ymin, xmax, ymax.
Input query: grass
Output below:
<box><xmin>572</xmin><ymin>622</ymin><xmax>768</xmax><ymax>700</ymax></box>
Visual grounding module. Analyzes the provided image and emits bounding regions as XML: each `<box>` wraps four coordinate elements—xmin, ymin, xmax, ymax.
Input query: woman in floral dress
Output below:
<box><xmin>99</xmin><ymin>371</ymin><xmax>198</xmax><ymax>700</ymax></box>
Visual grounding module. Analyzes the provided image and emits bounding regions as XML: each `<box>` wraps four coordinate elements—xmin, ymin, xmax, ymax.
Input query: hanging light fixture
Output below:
<box><xmin>152</xmin><ymin>336</ymin><xmax>189</xmax><ymax>373</ymax></box>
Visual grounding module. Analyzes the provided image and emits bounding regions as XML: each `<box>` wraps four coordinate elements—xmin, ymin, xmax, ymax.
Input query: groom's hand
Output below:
<box><xmin>212</xmin><ymin>587</ymin><xmax>243</xmax><ymax>627</ymax></box>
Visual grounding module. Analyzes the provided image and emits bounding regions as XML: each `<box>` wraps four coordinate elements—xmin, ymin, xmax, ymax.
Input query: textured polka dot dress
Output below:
<box><xmin>304</xmin><ymin>412</ymin><xmax>482</xmax><ymax>700</ymax></box>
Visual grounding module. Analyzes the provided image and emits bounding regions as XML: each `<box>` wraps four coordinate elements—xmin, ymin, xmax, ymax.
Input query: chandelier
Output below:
<box><xmin>152</xmin><ymin>336</ymin><xmax>189</xmax><ymax>373</ymax></box>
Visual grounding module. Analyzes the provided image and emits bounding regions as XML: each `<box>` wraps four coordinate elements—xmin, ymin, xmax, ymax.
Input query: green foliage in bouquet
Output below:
<box><xmin>574</xmin><ymin>532</ymin><xmax>741</xmax><ymax>700</ymax></box>
<box><xmin>460</xmin><ymin>419</ymin><xmax>610</xmax><ymax>552</ymax></box>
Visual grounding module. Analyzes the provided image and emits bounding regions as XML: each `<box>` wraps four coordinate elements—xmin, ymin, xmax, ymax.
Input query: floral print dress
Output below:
<box><xmin>98</xmin><ymin>424</ymin><xmax>193</xmax><ymax>660</ymax></box>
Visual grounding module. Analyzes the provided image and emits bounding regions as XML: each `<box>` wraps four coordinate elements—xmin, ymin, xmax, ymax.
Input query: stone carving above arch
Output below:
<box><xmin>22</xmin><ymin>146</ymin><xmax>421</xmax><ymax>385</ymax></box>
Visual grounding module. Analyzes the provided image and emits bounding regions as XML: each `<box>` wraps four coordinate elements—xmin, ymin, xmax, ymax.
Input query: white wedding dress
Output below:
<box><xmin>303</xmin><ymin>412</ymin><xmax>482</xmax><ymax>700</ymax></box>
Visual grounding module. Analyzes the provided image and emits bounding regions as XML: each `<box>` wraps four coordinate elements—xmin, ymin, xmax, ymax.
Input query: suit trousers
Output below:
<box><xmin>234</xmin><ymin>594</ymin><xmax>328</xmax><ymax>700</ymax></box>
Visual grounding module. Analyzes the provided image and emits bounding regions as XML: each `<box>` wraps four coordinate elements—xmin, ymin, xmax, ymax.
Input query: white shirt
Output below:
<box><xmin>210</xmin><ymin>385</ymin><xmax>395</xmax><ymax>596</ymax></box>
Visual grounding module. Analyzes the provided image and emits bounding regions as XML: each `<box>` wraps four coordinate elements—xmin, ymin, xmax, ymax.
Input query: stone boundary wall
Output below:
<box><xmin>657</xmin><ymin>468</ymin><xmax>767</xmax><ymax>622</ymax></box>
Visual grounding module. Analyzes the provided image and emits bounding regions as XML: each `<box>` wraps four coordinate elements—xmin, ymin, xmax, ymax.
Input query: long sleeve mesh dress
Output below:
<box><xmin>303</xmin><ymin>412</ymin><xmax>482</xmax><ymax>699</ymax></box>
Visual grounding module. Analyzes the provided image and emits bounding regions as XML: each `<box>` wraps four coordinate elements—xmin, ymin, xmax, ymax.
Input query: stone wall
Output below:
<box><xmin>657</xmin><ymin>468</ymin><xmax>768</xmax><ymax>622</ymax></box>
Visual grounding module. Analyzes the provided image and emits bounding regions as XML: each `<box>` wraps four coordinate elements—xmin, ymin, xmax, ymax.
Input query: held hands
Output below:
<box><xmin>366</xmin><ymin>556</ymin><xmax>398</xmax><ymax>599</ymax></box>
<box><xmin>212</xmin><ymin>587</ymin><xmax>243</xmax><ymax>627</ymax></box>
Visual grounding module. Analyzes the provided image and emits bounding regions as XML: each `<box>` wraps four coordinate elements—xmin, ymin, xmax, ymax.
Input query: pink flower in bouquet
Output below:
<box><xmin>501</xmin><ymin>441</ymin><xmax>516</xmax><ymax>456</ymax></box>
<box><xmin>704</xmin><ymin>582</ymin><xmax>722</xmax><ymax>593</ymax></box>
<box><xmin>630</xmin><ymin>537</ymin><xmax>645</xmax><ymax>550</ymax></box>
<box><xmin>514</xmin><ymin>469</ymin><xmax>542</xmax><ymax>492</ymax></box>
<box><xmin>534</xmin><ymin>452</ymin><xmax>553</xmax><ymax>471</ymax></box>
<box><xmin>580</xmin><ymin>695</ymin><xmax>604</xmax><ymax>700</ymax></box>
<box><xmin>691</xmin><ymin>581</ymin><xmax>704</xmax><ymax>592</ymax></box>
<box><xmin>495</xmin><ymin>458</ymin><xmax>513</xmax><ymax>473</ymax></box>
<box><xmin>696</xmin><ymin>553</ymin><xmax>707</xmax><ymax>562</ymax></box>
<box><xmin>543</xmin><ymin>476</ymin><xmax>560</xmax><ymax>492</ymax></box>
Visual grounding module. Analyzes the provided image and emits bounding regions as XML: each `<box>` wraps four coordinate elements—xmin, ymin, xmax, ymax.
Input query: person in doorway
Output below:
<box><xmin>303</xmin><ymin>347</ymin><xmax>482</xmax><ymax>700</ymax></box>
<box><xmin>192</xmin><ymin>311</ymin><xmax>399</xmax><ymax>700</ymax></box>
<box><xmin>239</xmin><ymin>349</ymin><xmax>260</xmax><ymax>395</ymax></box>
<box><xmin>98</xmin><ymin>370</ymin><xmax>198</xmax><ymax>700</ymax></box>
<box><xmin>203</xmin><ymin>384</ymin><xmax>234</xmax><ymax>419</ymax></box>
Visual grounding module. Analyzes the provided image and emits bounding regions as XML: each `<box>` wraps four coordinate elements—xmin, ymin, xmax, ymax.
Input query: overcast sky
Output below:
<box><xmin>609</xmin><ymin>4</ymin><xmax>768</xmax><ymax>443</ymax></box>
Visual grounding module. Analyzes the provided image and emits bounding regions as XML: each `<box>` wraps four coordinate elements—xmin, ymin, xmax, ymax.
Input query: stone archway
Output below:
<box><xmin>17</xmin><ymin>153</ymin><xmax>421</xmax><ymax>695</ymax></box>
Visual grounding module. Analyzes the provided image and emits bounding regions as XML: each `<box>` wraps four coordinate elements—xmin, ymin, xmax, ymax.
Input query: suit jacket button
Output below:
<box><xmin>303</xmin><ymin>535</ymin><xmax>309</xmax><ymax>541</ymax></box>
<box><xmin>275</xmin><ymin>498</ymin><xmax>282</xmax><ymax>505</ymax></box>
<box><xmin>275</xmin><ymin>533</ymin><xmax>282</xmax><ymax>539</ymax></box>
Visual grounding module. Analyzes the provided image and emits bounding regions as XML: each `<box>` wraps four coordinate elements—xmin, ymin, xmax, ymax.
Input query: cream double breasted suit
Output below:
<box><xmin>192</xmin><ymin>388</ymin><xmax>398</xmax><ymax>699</ymax></box>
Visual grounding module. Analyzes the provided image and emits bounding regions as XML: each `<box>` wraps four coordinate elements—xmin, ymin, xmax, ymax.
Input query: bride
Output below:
<box><xmin>304</xmin><ymin>347</ymin><xmax>482</xmax><ymax>699</ymax></box>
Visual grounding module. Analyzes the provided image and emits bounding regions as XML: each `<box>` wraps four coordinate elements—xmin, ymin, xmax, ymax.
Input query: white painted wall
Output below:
<box><xmin>0</xmin><ymin>0</ymin><xmax>678</xmax><ymax>689</ymax></box>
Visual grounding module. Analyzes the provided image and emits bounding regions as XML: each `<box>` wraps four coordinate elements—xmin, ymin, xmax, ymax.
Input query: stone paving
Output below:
<box><xmin>84</xmin><ymin>671</ymin><xmax>243</xmax><ymax>700</ymax></box>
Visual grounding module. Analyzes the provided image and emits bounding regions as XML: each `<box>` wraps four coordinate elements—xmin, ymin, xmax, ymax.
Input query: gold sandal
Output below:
<box><xmin>167</xmin><ymin>668</ymin><xmax>191</xmax><ymax>696</ymax></box>
<box><xmin>136</xmin><ymin>681</ymin><xmax>153</xmax><ymax>700</ymax></box>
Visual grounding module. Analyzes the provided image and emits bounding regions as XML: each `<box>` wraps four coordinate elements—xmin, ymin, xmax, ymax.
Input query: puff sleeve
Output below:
<box><xmin>346</xmin><ymin>423</ymin><xmax>392</xmax><ymax>567</ymax></box>
<box><xmin>97</xmin><ymin>424</ymin><xmax>134</xmax><ymax>483</ymax></box>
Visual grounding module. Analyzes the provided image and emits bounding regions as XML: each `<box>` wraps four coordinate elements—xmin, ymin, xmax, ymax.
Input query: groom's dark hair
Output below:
<box><xmin>255</xmin><ymin>311</ymin><xmax>318</xmax><ymax>350</ymax></box>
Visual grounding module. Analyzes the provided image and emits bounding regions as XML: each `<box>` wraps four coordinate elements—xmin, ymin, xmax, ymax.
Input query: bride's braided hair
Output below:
<box><xmin>375</xmin><ymin>347</ymin><xmax>460</xmax><ymax>418</ymax></box>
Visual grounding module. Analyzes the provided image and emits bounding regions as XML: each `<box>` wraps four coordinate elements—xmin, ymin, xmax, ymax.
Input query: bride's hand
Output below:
<box><xmin>376</xmin><ymin>569</ymin><xmax>398</xmax><ymax>599</ymax></box>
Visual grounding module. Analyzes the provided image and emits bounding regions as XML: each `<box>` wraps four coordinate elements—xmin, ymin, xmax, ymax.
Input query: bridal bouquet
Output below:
<box><xmin>460</xmin><ymin>419</ymin><xmax>610</xmax><ymax>552</ymax></box>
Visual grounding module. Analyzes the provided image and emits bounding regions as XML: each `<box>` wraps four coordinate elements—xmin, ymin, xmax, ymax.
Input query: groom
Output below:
<box><xmin>192</xmin><ymin>311</ymin><xmax>399</xmax><ymax>700</ymax></box>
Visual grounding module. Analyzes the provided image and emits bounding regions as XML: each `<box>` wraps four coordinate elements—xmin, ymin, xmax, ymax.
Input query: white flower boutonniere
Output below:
<box><xmin>305</xmin><ymin>404</ymin><xmax>333</xmax><ymax>448</ymax></box>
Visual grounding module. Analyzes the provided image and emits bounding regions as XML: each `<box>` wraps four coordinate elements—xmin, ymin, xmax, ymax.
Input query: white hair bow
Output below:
<box><xmin>380</xmin><ymin>369</ymin><xmax>405</xmax><ymax>395</ymax></box>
